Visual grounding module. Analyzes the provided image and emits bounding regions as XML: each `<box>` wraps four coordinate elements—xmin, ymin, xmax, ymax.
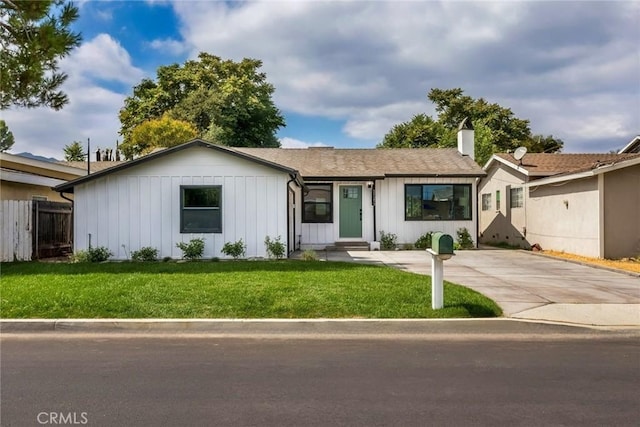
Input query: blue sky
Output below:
<box><xmin>4</xmin><ymin>0</ymin><xmax>639</xmax><ymax>158</ymax></box>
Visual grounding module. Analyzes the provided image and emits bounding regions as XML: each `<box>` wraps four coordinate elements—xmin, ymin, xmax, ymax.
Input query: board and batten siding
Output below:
<box><xmin>375</xmin><ymin>177</ymin><xmax>477</xmax><ymax>245</ymax></box>
<box><xmin>73</xmin><ymin>147</ymin><xmax>290</xmax><ymax>259</ymax></box>
<box><xmin>296</xmin><ymin>181</ymin><xmax>375</xmax><ymax>249</ymax></box>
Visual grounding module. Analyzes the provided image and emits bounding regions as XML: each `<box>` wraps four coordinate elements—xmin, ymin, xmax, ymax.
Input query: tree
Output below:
<box><xmin>378</xmin><ymin>88</ymin><xmax>563</xmax><ymax>165</ymax></box>
<box><xmin>119</xmin><ymin>115</ymin><xmax>198</xmax><ymax>159</ymax></box>
<box><xmin>119</xmin><ymin>52</ymin><xmax>285</xmax><ymax>149</ymax></box>
<box><xmin>63</xmin><ymin>140</ymin><xmax>85</xmax><ymax>161</ymax></box>
<box><xmin>0</xmin><ymin>120</ymin><xmax>15</xmax><ymax>152</ymax></box>
<box><xmin>0</xmin><ymin>0</ymin><xmax>82</xmax><ymax>110</ymax></box>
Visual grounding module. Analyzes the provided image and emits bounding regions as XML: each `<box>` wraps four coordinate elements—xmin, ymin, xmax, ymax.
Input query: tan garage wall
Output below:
<box><xmin>603</xmin><ymin>164</ymin><xmax>640</xmax><ymax>259</ymax></box>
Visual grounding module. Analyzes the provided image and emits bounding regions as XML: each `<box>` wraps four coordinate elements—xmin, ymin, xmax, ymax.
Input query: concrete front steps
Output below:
<box><xmin>324</xmin><ymin>241</ymin><xmax>370</xmax><ymax>252</ymax></box>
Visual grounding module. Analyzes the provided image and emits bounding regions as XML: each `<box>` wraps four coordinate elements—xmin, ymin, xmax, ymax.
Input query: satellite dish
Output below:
<box><xmin>514</xmin><ymin>146</ymin><xmax>527</xmax><ymax>161</ymax></box>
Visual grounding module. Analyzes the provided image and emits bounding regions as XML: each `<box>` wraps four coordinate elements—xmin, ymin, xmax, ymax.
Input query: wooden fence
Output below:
<box><xmin>1</xmin><ymin>200</ymin><xmax>33</xmax><ymax>261</ymax></box>
<box><xmin>1</xmin><ymin>200</ymin><xmax>73</xmax><ymax>261</ymax></box>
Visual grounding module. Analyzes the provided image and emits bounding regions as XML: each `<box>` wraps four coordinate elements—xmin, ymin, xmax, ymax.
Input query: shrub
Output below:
<box><xmin>162</xmin><ymin>256</ymin><xmax>172</xmax><ymax>262</ymax></box>
<box><xmin>264</xmin><ymin>236</ymin><xmax>286</xmax><ymax>259</ymax></box>
<box><xmin>302</xmin><ymin>249</ymin><xmax>318</xmax><ymax>261</ymax></box>
<box><xmin>456</xmin><ymin>227</ymin><xmax>475</xmax><ymax>249</ymax></box>
<box><xmin>221</xmin><ymin>239</ymin><xmax>246</xmax><ymax>259</ymax></box>
<box><xmin>379</xmin><ymin>231</ymin><xmax>397</xmax><ymax>251</ymax></box>
<box><xmin>403</xmin><ymin>243</ymin><xmax>414</xmax><ymax>250</ymax></box>
<box><xmin>415</xmin><ymin>232</ymin><xmax>433</xmax><ymax>249</ymax></box>
<box><xmin>176</xmin><ymin>238</ymin><xmax>205</xmax><ymax>260</ymax></box>
<box><xmin>73</xmin><ymin>246</ymin><xmax>112</xmax><ymax>263</ymax></box>
<box><xmin>131</xmin><ymin>246</ymin><xmax>159</xmax><ymax>262</ymax></box>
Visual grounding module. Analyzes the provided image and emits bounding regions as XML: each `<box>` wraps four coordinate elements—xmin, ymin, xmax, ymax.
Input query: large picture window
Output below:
<box><xmin>405</xmin><ymin>184</ymin><xmax>472</xmax><ymax>221</ymax></box>
<box><xmin>180</xmin><ymin>186</ymin><xmax>222</xmax><ymax>233</ymax></box>
<box><xmin>303</xmin><ymin>184</ymin><xmax>333</xmax><ymax>223</ymax></box>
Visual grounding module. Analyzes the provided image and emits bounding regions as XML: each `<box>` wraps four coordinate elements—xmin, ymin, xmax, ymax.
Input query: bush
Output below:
<box><xmin>176</xmin><ymin>238</ymin><xmax>205</xmax><ymax>260</ymax></box>
<box><xmin>379</xmin><ymin>231</ymin><xmax>397</xmax><ymax>251</ymax></box>
<box><xmin>403</xmin><ymin>243</ymin><xmax>414</xmax><ymax>250</ymax></box>
<box><xmin>415</xmin><ymin>232</ymin><xmax>433</xmax><ymax>249</ymax></box>
<box><xmin>456</xmin><ymin>227</ymin><xmax>475</xmax><ymax>249</ymax></box>
<box><xmin>221</xmin><ymin>239</ymin><xmax>246</xmax><ymax>259</ymax></box>
<box><xmin>73</xmin><ymin>246</ymin><xmax>112</xmax><ymax>263</ymax></box>
<box><xmin>302</xmin><ymin>249</ymin><xmax>318</xmax><ymax>261</ymax></box>
<box><xmin>131</xmin><ymin>246</ymin><xmax>159</xmax><ymax>262</ymax></box>
<box><xmin>264</xmin><ymin>236</ymin><xmax>286</xmax><ymax>259</ymax></box>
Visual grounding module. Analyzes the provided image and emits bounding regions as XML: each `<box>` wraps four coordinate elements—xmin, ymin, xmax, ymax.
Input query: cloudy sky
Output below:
<box><xmin>3</xmin><ymin>0</ymin><xmax>639</xmax><ymax>158</ymax></box>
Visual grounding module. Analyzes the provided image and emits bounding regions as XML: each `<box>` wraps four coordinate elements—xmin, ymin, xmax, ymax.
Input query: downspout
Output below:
<box><xmin>286</xmin><ymin>174</ymin><xmax>301</xmax><ymax>255</ymax></box>
<box><xmin>372</xmin><ymin>181</ymin><xmax>377</xmax><ymax>241</ymax></box>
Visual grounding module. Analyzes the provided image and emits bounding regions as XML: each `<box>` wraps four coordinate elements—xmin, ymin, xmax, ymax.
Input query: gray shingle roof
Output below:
<box><xmin>237</xmin><ymin>147</ymin><xmax>485</xmax><ymax>179</ymax></box>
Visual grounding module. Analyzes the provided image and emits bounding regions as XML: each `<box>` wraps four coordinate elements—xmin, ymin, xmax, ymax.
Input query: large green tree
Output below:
<box><xmin>0</xmin><ymin>0</ymin><xmax>81</xmax><ymax>110</ymax></box>
<box><xmin>0</xmin><ymin>119</ymin><xmax>15</xmax><ymax>152</ymax></box>
<box><xmin>63</xmin><ymin>140</ymin><xmax>85</xmax><ymax>161</ymax></box>
<box><xmin>119</xmin><ymin>115</ymin><xmax>198</xmax><ymax>159</ymax></box>
<box><xmin>119</xmin><ymin>53</ymin><xmax>285</xmax><ymax>150</ymax></box>
<box><xmin>378</xmin><ymin>88</ymin><xmax>563</xmax><ymax>165</ymax></box>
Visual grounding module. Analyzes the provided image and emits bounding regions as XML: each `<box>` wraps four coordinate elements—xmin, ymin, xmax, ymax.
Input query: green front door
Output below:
<box><xmin>339</xmin><ymin>186</ymin><xmax>362</xmax><ymax>238</ymax></box>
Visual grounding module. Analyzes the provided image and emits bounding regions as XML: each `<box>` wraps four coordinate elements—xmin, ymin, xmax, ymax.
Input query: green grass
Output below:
<box><xmin>0</xmin><ymin>261</ymin><xmax>502</xmax><ymax>319</ymax></box>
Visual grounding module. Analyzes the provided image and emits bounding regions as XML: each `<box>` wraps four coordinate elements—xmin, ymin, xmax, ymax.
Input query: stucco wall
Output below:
<box><xmin>73</xmin><ymin>146</ymin><xmax>289</xmax><ymax>259</ymax></box>
<box><xmin>1</xmin><ymin>181</ymin><xmax>69</xmax><ymax>202</ymax></box>
<box><xmin>477</xmin><ymin>164</ymin><xmax>528</xmax><ymax>247</ymax></box>
<box><xmin>526</xmin><ymin>176</ymin><xmax>600</xmax><ymax>257</ymax></box>
<box><xmin>603</xmin><ymin>164</ymin><xmax>640</xmax><ymax>259</ymax></box>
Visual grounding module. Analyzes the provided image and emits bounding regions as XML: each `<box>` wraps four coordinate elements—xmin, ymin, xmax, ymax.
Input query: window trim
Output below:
<box><xmin>404</xmin><ymin>184</ymin><xmax>473</xmax><ymax>221</ymax></box>
<box><xmin>180</xmin><ymin>185</ymin><xmax>222</xmax><ymax>233</ymax></box>
<box><xmin>302</xmin><ymin>183</ymin><xmax>333</xmax><ymax>224</ymax></box>
<box><xmin>510</xmin><ymin>187</ymin><xmax>523</xmax><ymax>209</ymax></box>
<box><xmin>481</xmin><ymin>193</ymin><xmax>491</xmax><ymax>211</ymax></box>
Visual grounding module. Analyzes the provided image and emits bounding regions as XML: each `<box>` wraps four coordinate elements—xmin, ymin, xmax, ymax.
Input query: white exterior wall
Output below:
<box><xmin>526</xmin><ymin>176</ymin><xmax>600</xmax><ymax>257</ymax></box>
<box><xmin>376</xmin><ymin>177</ymin><xmax>477</xmax><ymax>246</ymax></box>
<box><xmin>296</xmin><ymin>181</ymin><xmax>375</xmax><ymax>249</ymax></box>
<box><xmin>0</xmin><ymin>200</ymin><xmax>32</xmax><ymax>261</ymax></box>
<box><xmin>73</xmin><ymin>147</ymin><xmax>290</xmax><ymax>259</ymax></box>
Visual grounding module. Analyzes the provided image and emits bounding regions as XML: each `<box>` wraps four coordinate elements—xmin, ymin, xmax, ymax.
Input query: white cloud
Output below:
<box><xmin>61</xmin><ymin>34</ymin><xmax>145</xmax><ymax>85</ymax></box>
<box><xmin>3</xmin><ymin>34</ymin><xmax>144</xmax><ymax>158</ymax></box>
<box><xmin>149</xmin><ymin>38</ymin><xmax>188</xmax><ymax>56</ymax></box>
<box><xmin>280</xmin><ymin>137</ymin><xmax>328</xmax><ymax>149</ymax></box>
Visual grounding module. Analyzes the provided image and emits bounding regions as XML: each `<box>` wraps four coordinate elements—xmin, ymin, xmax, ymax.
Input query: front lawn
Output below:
<box><xmin>0</xmin><ymin>261</ymin><xmax>501</xmax><ymax>319</ymax></box>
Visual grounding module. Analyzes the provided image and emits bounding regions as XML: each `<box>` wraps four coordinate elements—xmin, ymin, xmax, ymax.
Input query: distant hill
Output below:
<box><xmin>15</xmin><ymin>152</ymin><xmax>60</xmax><ymax>162</ymax></box>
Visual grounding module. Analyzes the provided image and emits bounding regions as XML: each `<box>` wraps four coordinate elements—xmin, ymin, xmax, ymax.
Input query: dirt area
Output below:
<box><xmin>541</xmin><ymin>250</ymin><xmax>640</xmax><ymax>274</ymax></box>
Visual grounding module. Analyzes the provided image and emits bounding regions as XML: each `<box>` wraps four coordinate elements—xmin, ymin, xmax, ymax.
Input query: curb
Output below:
<box><xmin>2</xmin><ymin>318</ymin><xmax>638</xmax><ymax>336</ymax></box>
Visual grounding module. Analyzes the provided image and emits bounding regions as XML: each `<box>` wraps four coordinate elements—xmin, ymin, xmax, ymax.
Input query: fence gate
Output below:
<box><xmin>32</xmin><ymin>201</ymin><xmax>73</xmax><ymax>260</ymax></box>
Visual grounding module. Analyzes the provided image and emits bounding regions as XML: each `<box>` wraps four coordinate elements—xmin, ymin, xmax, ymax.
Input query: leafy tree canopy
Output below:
<box><xmin>0</xmin><ymin>120</ymin><xmax>16</xmax><ymax>152</ymax></box>
<box><xmin>63</xmin><ymin>140</ymin><xmax>85</xmax><ymax>161</ymax></box>
<box><xmin>0</xmin><ymin>0</ymin><xmax>81</xmax><ymax>110</ymax></box>
<box><xmin>119</xmin><ymin>115</ymin><xmax>198</xmax><ymax>159</ymax></box>
<box><xmin>0</xmin><ymin>120</ymin><xmax>15</xmax><ymax>152</ymax></box>
<box><xmin>119</xmin><ymin>52</ymin><xmax>285</xmax><ymax>151</ymax></box>
<box><xmin>378</xmin><ymin>88</ymin><xmax>563</xmax><ymax>165</ymax></box>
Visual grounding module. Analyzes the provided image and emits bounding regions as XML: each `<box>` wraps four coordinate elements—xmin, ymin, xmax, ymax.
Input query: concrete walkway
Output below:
<box><xmin>314</xmin><ymin>249</ymin><xmax>640</xmax><ymax>328</ymax></box>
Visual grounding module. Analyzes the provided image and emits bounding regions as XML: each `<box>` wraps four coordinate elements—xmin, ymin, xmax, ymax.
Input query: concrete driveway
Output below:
<box><xmin>318</xmin><ymin>249</ymin><xmax>640</xmax><ymax>327</ymax></box>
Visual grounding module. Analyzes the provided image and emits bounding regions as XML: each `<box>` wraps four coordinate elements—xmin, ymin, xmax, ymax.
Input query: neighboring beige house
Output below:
<box><xmin>0</xmin><ymin>152</ymin><xmax>85</xmax><ymax>201</ymax></box>
<box><xmin>479</xmin><ymin>152</ymin><xmax>640</xmax><ymax>259</ymax></box>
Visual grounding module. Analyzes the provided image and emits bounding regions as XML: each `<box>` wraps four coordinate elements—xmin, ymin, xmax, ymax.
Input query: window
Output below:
<box><xmin>510</xmin><ymin>187</ymin><xmax>523</xmax><ymax>208</ymax></box>
<box><xmin>481</xmin><ymin>193</ymin><xmax>491</xmax><ymax>211</ymax></box>
<box><xmin>180</xmin><ymin>186</ymin><xmax>222</xmax><ymax>233</ymax></box>
<box><xmin>496</xmin><ymin>190</ymin><xmax>501</xmax><ymax>211</ymax></box>
<box><xmin>303</xmin><ymin>184</ymin><xmax>333</xmax><ymax>223</ymax></box>
<box><xmin>405</xmin><ymin>184</ymin><xmax>472</xmax><ymax>221</ymax></box>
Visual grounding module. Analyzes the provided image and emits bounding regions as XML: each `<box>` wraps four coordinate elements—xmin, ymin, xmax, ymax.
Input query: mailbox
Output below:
<box><xmin>431</xmin><ymin>232</ymin><xmax>454</xmax><ymax>255</ymax></box>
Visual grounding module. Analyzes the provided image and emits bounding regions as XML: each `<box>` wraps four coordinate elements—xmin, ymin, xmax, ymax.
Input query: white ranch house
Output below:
<box><xmin>55</xmin><ymin>125</ymin><xmax>485</xmax><ymax>259</ymax></box>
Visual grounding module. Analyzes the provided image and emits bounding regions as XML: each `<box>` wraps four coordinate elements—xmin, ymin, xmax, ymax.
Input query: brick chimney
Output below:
<box><xmin>457</xmin><ymin>117</ymin><xmax>474</xmax><ymax>160</ymax></box>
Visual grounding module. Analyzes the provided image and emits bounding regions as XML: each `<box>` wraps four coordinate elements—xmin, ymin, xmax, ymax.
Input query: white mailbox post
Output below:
<box><xmin>426</xmin><ymin>233</ymin><xmax>455</xmax><ymax>309</ymax></box>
